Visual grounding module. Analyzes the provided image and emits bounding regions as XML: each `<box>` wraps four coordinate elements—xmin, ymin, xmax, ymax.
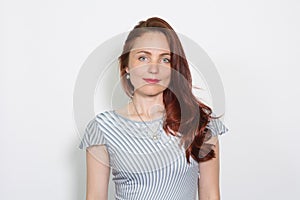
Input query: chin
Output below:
<box><xmin>134</xmin><ymin>85</ymin><xmax>167</xmax><ymax>95</ymax></box>
<box><xmin>135</xmin><ymin>89</ymin><xmax>164</xmax><ymax>96</ymax></box>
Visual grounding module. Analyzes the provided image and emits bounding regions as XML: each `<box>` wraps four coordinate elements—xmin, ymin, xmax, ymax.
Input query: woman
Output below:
<box><xmin>79</xmin><ymin>17</ymin><xmax>228</xmax><ymax>200</ymax></box>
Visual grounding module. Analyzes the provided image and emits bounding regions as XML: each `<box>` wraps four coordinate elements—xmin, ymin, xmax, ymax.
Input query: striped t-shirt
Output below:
<box><xmin>78</xmin><ymin>110</ymin><xmax>228</xmax><ymax>200</ymax></box>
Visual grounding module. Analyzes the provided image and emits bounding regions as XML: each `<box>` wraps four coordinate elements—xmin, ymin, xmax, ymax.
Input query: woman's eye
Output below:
<box><xmin>162</xmin><ymin>58</ymin><xmax>171</xmax><ymax>63</ymax></box>
<box><xmin>138</xmin><ymin>56</ymin><xmax>148</xmax><ymax>62</ymax></box>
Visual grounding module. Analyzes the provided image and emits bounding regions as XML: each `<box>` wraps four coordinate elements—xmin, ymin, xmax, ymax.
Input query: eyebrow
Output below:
<box><xmin>135</xmin><ymin>50</ymin><xmax>171</xmax><ymax>56</ymax></box>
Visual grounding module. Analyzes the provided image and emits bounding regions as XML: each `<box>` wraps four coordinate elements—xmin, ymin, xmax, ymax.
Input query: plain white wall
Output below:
<box><xmin>1</xmin><ymin>0</ymin><xmax>299</xmax><ymax>199</ymax></box>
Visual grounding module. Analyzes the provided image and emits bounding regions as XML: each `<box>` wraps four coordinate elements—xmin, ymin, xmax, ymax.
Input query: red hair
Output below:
<box><xmin>118</xmin><ymin>17</ymin><xmax>222</xmax><ymax>163</ymax></box>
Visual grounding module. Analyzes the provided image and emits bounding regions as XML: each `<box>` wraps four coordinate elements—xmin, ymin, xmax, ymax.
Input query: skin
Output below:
<box><xmin>86</xmin><ymin>145</ymin><xmax>110</xmax><ymax>200</ymax></box>
<box><xmin>120</xmin><ymin>31</ymin><xmax>172</xmax><ymax>121</ymax></box>
<box><xmin>198</xmin><ymin>140</ymin><xmax>221</xmax><ymax>200</ymax></box>
<box><xmin>85</xmin><ymin>31</ymin><xmax>221</xmax><ymax>200</ymax></box>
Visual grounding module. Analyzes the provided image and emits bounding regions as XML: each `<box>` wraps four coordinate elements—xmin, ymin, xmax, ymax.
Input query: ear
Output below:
<box><xmin>125</xmin><ymin>67</ymin><xmax>129</xmax><ymax>73</ymax></box>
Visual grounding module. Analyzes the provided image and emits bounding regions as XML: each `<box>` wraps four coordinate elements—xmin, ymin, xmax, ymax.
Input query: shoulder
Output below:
<box><xmin>206</xmin><ymin>113</ymin><xmax>229</xmax><ymax>136</ymax></box>
<box><xmin>94</xmin><ymin>110</ymin><xmax>116</xmax><ymax>123</ymax></box>
<box><xmin>91</xmin><ymin>109</ymin><xmax>125</xmax><ymax>130</ymax></box>
<box><xmin>81</xmin><ymin>110</ymin><xmax>117</xmax><ymax>133</ymax></box>
<box><xmin>78</xmin><ymin>110</ymin><xmax>115</xmax><ymax>150</ymax></box>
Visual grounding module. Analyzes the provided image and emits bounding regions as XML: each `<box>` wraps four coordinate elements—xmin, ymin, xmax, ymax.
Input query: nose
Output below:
<box><xmin>148</xmin><ymin>61</ymin><xmax>159</xmax><ymax>74</ymax></box>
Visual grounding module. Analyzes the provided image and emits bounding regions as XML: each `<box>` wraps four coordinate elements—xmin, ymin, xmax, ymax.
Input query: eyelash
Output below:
<box><xmin>138</xmin><ymin>56</ymin><xmax>148</xmax><ymax>62</ymax></box>
<box><xmin>162</xmin><ymin>58</ymin><xmax>171</xmax><ymax>63</ymax></box>
<box><xmin>138</xmin><ymin>56</ymin><xmax>171</xmax><ymax>63</ymax></box>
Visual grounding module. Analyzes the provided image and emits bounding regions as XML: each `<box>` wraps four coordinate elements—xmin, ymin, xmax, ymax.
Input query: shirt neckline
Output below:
<box><xmin>112</xmin><ymin>110</ymin><xmax>164</xmax><ymax>124</ymax></box>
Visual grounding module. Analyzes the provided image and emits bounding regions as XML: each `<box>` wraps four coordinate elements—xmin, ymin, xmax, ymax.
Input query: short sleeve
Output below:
<box><xmin>206</xmin><ymin>117</ymin><xmax>229</xmax><ymax>137</ymax></box>
<box><xmin>198</xmin><ymin>115</ymin><xmax>229</xmax><ymax>158</ymax></box>
<box><xmin>78</xmin><ymin>117</ymin><xmax>107</xmax><ymax>150</ymax></box>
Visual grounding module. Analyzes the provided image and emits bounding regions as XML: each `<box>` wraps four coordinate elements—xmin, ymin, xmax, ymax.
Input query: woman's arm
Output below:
<box><xmin>86</xmin><ymin>145</ymin><xmax>110</xmax><ymax>200</ymax></box>
<box><xmin>198</xmin><ymin>140</ymin><xmax>221</xmax><ymax>200</ymax></box>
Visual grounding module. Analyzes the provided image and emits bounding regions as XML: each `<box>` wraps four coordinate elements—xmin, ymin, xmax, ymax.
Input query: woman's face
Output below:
<box><xmin>125</xmin><ymin>31</ymin><xmax>171</xmax><ymax>97</ymax></box>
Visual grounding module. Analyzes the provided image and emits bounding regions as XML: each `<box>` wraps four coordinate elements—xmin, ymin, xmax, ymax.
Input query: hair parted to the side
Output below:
<box><xmin>118</xmin><ymin>17</ymin><xmax>222</xmax><ymax>164</ymax></box>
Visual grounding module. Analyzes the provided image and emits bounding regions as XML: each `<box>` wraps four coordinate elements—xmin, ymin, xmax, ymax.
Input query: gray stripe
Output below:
<box><xmin>78</xmin><ymin>110</ymin><xmax>228</xmax><ymax>200</ymax></box>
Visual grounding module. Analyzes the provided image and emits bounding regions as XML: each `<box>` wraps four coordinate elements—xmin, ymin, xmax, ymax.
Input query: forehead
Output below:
<box><xmin>131</xmin><ymin>32</ymin><xmax>170</xmax><ymax>52</ymax></box>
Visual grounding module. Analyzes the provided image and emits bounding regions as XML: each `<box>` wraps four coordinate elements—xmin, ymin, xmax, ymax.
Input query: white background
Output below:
<box><xmin>1</xmin><ymin>0</ymin><xmax>299</xmax><ymax>199</ymax></box>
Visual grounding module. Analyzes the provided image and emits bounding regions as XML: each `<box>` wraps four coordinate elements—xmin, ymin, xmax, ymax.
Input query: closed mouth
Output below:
<box><xmin>143</xmin><ymin>78</ymin><xmax>160</xmax><ymax>83</ymax></box>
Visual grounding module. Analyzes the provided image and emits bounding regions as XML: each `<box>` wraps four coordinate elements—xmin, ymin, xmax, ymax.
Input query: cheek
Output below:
<box><xmin>128</xmin><ymin>63</ymin><xmax>148</xmax><ymax>77</ymax></box>
<box><xmin>130</xmin><ymin>68</ymin><xmax>146</xmax><ymax>77</ymax></box>
<box><xmin>160</xmin><ymin>69</ymin><xmax>172</xmax><ymax>86</ymax></box>
<box><xmin>128</xmin><ymin>68</ymin><xmax>146</xmax><ymax>87</ymax></box>
<box><xmin>161</xmin><ymin>67</ymin><xmax>171</xmax><ymax>77</ymax></box>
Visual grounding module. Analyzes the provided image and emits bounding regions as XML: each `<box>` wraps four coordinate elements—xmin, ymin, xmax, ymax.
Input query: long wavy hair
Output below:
<box><xmin>118</xmin><ymin>17</ymin><xmax>222</xmax><ymax>164</ymax></box>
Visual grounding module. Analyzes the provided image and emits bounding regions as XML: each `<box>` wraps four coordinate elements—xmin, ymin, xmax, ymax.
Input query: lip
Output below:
<box><xmin>143</xmin><ymin>78</ymin><xmax>160</xmax><ymax>84</ymax></box>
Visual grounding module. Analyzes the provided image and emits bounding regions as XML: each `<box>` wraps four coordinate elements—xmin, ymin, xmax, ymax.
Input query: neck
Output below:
<box><xmin>129</xmin><ymin>94</ymin><xmax>165</xmax><ymax>120</ymax></box>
